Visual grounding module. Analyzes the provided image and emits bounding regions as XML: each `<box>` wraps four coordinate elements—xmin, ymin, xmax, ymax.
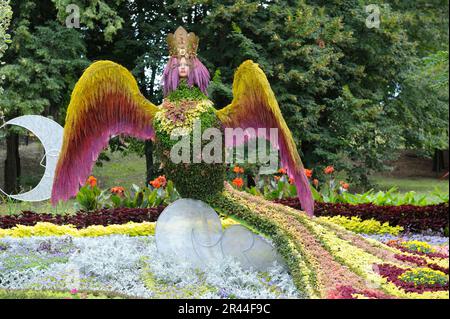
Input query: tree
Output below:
<box><xmin>67</xmin><ymin>0</ymin><xmax>212</xmax><ymax>183</ymax></box>
<box><xmin>389</xmin><ymin>0</ymin><xmax>449</xmax><ymax>57</ymax></box>
<box><xmin>399</xmin><ymin>50</ymin><xmax>449</xmax><ymax>156</ymax></box>
<box><xmin>198</xmin><ymin>0</ymin><xmax>417</xmax><ymax>186</ymax></box>
<box><xmin>51</xmin><ymin>0</ymin><xmax>125</xmax><ymax>42</ymax></box>
<box><xmin>2</xmin><ymin>0</ymin><xmax>447</xmax><ymax>193</ymax></box>
<box><xmin>0</xmin><ymin>0</ymin><xmax>12</xmax><ymax>94</ymax></box>
<box><xmin>0</xmin><ymin>0</ymin><xmax>11</xmax><ymax>58</ymax></box>
<box><xmin>0</xmin><ymin>0</ymin><xmax>89</xmax><ymax>193</ymax></box>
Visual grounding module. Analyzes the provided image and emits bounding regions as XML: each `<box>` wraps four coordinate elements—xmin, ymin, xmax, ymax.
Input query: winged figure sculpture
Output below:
<box><xmin>51</xmin><ymin>26</ymin><xmax>314</xmax><ymax>216</ymax></box>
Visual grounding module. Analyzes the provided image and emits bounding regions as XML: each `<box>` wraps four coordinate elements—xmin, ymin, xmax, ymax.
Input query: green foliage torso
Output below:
<box><xmin>154</xmin><ymin>81</ymin><xmax>226</xmax><ymax>200</ymax></box>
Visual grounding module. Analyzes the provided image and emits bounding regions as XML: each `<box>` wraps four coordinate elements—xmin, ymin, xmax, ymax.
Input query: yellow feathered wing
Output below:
<box><xmin>216</xmin><ymin>60</ymin><xmax>314</xmax><ymax>216</ymax></box>
<box><xmin>51</xmin><ymin>60</ymin><xmax>159</xmax><ymax>204</ymax></box>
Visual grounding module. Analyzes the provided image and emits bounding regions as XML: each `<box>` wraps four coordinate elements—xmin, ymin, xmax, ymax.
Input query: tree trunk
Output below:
<box><xmin>145</xmin><ymin>140</ymin><xmax>155</xmax><ymax>185</ymax></box>
<box><xmin>4</xmin><ymin>131</ymin><xmax>21</xmax><ymax>194</ymax></box>
<box><xmin>432</xmin><ymin>149</ymin><xmax>444</xmax><ymax>173</ymax></box>
<box><xmin>144</xmin><ymin>64</ymin><xmax>158</xmax><ymax>185</ymax></box>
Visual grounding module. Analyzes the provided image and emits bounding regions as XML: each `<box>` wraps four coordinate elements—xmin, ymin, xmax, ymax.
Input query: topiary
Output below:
<box><xmin>154</xmin><ymin>81</ymin><xmax>226</xmax><ymax>201</ymax></box>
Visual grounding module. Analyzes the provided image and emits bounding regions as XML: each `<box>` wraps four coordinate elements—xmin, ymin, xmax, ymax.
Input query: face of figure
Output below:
<box><xmin>178</xmin><ymin>57</ymin><xmax>190</xmax><ymax>78</ymax></box>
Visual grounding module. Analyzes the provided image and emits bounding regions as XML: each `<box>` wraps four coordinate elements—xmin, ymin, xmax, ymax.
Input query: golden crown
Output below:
<box><xmin>167</xmin><ymin>26</ymin><xmax>199</xmax><ymax>59</ymax></box>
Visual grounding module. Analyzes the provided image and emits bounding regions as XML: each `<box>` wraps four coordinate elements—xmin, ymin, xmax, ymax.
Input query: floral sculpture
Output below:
<box><xmin>51</xmin><ymin>26</ymin><xmax>314</xmax><ymax>216</ymax></box>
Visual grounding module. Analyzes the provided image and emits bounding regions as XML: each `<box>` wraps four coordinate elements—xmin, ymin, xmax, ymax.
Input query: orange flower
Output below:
<box><xmin>288</xmin><ymin>177</ymin><xmax>295</xmax><ymax>185</ymax></box>
<box><xmin>340</xmin><ymin>181</ymin><xmax>349</xmax><ymax>190</ymax></box>
<box><xmin>150</xmin><ymin>175</ymin><xmax>167</xmax><ymax>189</ymax></box>
<box><xmin>323</xmin><ymin>166</ymin><xmax>335</xmax><ymax>175</ymax></box>
<box><xmin>158</xmin><ymin>175</ymin><xmax>167</xmax><ymax>187</ymax></box>
<box><xmin>313</xmin><ymin>179</ymin><xmax>319</xmax><ymax>187</ymax></box>
<box><xmin>233</xmin><ymin>166</ymin><xmax>244</xmax><ymax>174</ymax></box>
<box><xmin>111</xmin><ymin>186</ymin><xmax>125</xmax><ymax>196</ymax></box>
<box><xmin>86</xmin><ymin>176</ymin><xmax>97</xmax><ymax>188</ymax></box>
<box><xmin>274</xmin><ymin>176</ymin><xmax>281</xmax><ymax>182</ymax></box>
<box><xmin>278</xmin><ymin>168</ymin><xmax>287</xmax><ymax>175</ymax></box>
<box><xmin>304</xmin><ymin>169</ymin><xmax>313</xmax><ymax>179</ymax></box>
<box><xmin>232</xmin><ymin>177</ymin><xmax>244</xmax><ymax>188</ymax></box>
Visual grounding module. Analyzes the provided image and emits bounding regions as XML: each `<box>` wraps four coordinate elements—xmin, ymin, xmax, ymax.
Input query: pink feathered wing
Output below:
<box><xmin>51</xmin><ymin>61</ymin><xmax>158</xmax><ymax>204</ymax></box>
<box><xmin>217</xmin><ymin>60</ymin><xmax>314</xmax><ymax>216</ymax></box>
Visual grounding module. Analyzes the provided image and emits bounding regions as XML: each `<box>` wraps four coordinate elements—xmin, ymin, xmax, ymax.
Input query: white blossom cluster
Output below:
<box><xmin>0</xmin><ymin>235</ymin><xmax>300</xmax><ymax>299</ymax></box>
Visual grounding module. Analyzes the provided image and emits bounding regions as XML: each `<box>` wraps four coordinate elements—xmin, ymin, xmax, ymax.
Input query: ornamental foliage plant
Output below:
<box><xmin>276</xmin><ymin>198</ymin><xmax>449</xmax><ymax>233</ymax></box>
<box><xmin>401</xmin><ymin>240</ymin><xmax>435</xmax><ymax>254</ymax></box>
<box><xmin>0</xmin><ymin>207</ymin><xmax>163</xmax><ymax>229</ymax></box>
<box><xmin>74</xmin><ymin>176</ymin><xmax>179</xmax><ymax>211</ymax></box>
<box><xmin>319</xmin><ymin>216</ymin><xmax>404</xmax><ymax>236</ymax></box>
<box><xmin>206</xmin><ymin>184</ymin><xmax>449</xmax><ymax>299</ymax></box>
<box><xmin>0</xmin><ymin>289</ymin><xmax>126</xmax><ymax>299</ymax></box>
<box><xmin>399</xmin><ymin>268</ymin><xmax>449</xmax><ymax>287</ymax></box>
<box><xmin>0</xmin><ymin>222</ymin><xmax>156</xmax><ymax>238</ymax></box>
<box><xmin>0</xmin><ymin>235</ymin><xmax>299</xmax><ymax>298</ymax></box>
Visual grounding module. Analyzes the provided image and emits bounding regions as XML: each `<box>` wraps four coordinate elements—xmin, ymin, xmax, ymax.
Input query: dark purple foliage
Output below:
<box><xmin>0</xmin><ymin>207</ymin><xmax>164</xmax><ymax>229</ymax></box>
<box><xmin>273</xmin><ymin>198</ymin><xmax>449</xmax><ymax>233</ymax></box>
<box><xmin>394</xmin><ymin>254</ymin><xmax>449</xmax><ymax>274</ymax></box>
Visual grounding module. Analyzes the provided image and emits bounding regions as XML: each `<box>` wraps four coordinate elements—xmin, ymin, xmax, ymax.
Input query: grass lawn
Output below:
<box><xmin>92</xmin><ymin>151</ymin><xmax>148</xmax><ymax>190</ymax></box>
<box><xmin>0</xmin><ymin>151</ymin><xmax>148</xmax><ymax>215</ymax></box>
<box><xmin>369</xmin><ymin>175</ymin><xmax>449</xmax><ymax>195</ymax></box>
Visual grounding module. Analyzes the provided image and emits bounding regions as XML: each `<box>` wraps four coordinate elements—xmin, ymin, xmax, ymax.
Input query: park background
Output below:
<box><xmin>0</xmin><ymin>0</ymin><xmax>448</xmax><ymax>213</ymax></box>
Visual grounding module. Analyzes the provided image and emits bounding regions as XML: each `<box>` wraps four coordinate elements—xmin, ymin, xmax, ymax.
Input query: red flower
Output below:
<box><xmin>232</xmin><ymin>177</ymin><xmax>244</xmax><ymax>188</ymax></box>
<box><xmin>304</xmin><ymin>169</ymin><xmax>313</xmax><ymax>179</ymax></box>
<box><xmin>288</xmin><ymin>177</ymin><xmax>295</xmax><ymax>185</ymax></box>
<box><xmin>313</xmin><ymin>179</ymin><xmax>319</xmax><ymax>187</ymax></box>
<box><xmin>323</xmin><ymin>166</ymin><xmax>335</xmax><ymax>175</ymax></box>
<box><xmin>86</xmin><ymin>176</ymin><xmax>97</xmax><ymax>188</ymax></box>
<box><xmin>278</xmin><ymin>168</ymin><xmax>287</xmax><ymax>175</ymax></box>
<box><xmin>150</xmin><ymin>176</ymin><xmax>167</xmax><ymax>189</ymax></box>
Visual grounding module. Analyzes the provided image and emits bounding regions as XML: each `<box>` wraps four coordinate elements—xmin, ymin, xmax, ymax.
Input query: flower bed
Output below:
<box><xmin>376</xmin><ymin>264</ymin><xmax>448</xmax><ymax>294</ymax></box>
<box><xmin>0</xmin><ymin>207</ymin><xmax>164</xmax><ymax>229</ymax></box>
<box><xmin>0</xmin><ymin>235</ymin><xmax>298</xmax><ymax>299</ymax></box>
<box><xmin>318</xmin><ymin>216</ymin><xmax>403</xmax><ymax>235</ymax></box>
<box><xmin>274</xmin><ymin>198</ymin><xmax>449</xmax><ymax>233</ymax></box>
<box><xmin>1</xmin><ymin>185</ymin><xmax>448</xmax><ymax>299</ymax></box>
<box><xmin>0</xmin><ymin>218</ymin><xmax>239</xmax><ymax>238</ymax></box>
<box><xmin>207</xmin><ymin>185</ymin><xmax>449</xmax><ymax>299</ymax></box>
<box><xmin>0</xmin><ymin>288</ymin><xmax>130</xmax><ymax>299</ymax></box>
<box><xmin>0</xmin><ymin>222</ymin><xmax>156</xmax><ymax>238</ymax></box>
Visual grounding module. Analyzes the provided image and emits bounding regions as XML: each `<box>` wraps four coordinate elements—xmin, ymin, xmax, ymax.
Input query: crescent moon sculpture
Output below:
<box><xmin>0</xmin><ymin>115</ymin><xmax>63</xmax><ymax>201</ymax></box>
